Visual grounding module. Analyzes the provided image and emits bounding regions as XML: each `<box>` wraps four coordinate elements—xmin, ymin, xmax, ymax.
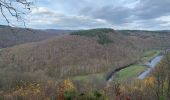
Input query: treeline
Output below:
<box><xmin>152</xmin><ymin>51</ymin><xmax>170</xmax><ymax>99</ymax></box>
<box><xmin>0</xmin><ymin>78</ymin><xmax>107</xmax><ymax>100</ymax></box>
<box><xmin>0</xmin><ymin>66</ymin><xmax>169</xmax><ymax>100</ymax></box>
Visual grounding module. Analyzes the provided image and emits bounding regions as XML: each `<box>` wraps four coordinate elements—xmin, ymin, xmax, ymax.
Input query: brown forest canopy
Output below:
<box><xmin>0</xmin><ymin>28</ymin><xmax>140</xmax><ymax>78</ymax></box>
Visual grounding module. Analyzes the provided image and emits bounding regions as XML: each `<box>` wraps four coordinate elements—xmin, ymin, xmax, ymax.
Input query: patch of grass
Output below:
<box><xmin>115</xmin><ymin>50</ymin><xmax>161</xmax><ymax>82</ymax></box>
<box><xmin>142</xmin><ymin>50</ymin><xmax>160</xmax><ymax>62</ymax></box>
<box><xmin>116</xmin><ymin>65</ymin><xmax>147</xmax><ymax>82</ymax></box>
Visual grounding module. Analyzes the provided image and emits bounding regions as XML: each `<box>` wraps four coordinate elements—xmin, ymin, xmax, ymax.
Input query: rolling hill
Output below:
<box><xmin>117</xmin><ymin>30</ymin><xmax>170</xmax><ymax>50</ymax></box>
<box><xmin>0</xmin><ymin>28</ymin><xmax>140</xmax><ymax>79</ymax></box>
<box><xmin>0</xmin><ymin>25</ymin><xmax>70</xmax><ymax>48</ymax></box>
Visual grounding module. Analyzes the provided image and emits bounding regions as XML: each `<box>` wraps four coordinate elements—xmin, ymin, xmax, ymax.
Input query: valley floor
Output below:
<box><xmin>71</xmin><ymin>49</ymin><xmax>162</xmax><ymax>84</ymax></box>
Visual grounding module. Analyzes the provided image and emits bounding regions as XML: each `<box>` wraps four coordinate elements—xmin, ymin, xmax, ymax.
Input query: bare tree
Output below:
<box><xmin>0</xmin><ymin>0</ymin><xmax>32</xmax><ymax>26</ymax></box>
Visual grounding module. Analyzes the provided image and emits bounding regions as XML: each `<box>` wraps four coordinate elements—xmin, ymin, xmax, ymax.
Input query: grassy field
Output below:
<box><xmin>116</xmin><ymin>65</ymin><xmax>147</xmax><ymax>82</ymax></box>
<box><xmin>141</xmin><ymin>50</ymin><xmax>160</xmax><ymax>62</ymax></box>
<box><xmin>115</xmin><ymin>50</ymin><xmax>161</xmax><ymax>82</ymax></box>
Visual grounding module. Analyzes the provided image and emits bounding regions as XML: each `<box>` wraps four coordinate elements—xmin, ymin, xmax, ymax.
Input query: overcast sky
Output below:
<box><xmin>1</xmin><ymin>0</ymin><xmax>170</xmax><ymax>30</ymax></box>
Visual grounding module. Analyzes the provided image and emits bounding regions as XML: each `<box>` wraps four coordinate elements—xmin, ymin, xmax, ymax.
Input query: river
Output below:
<box><xmin>138</xmin><ymin>55</ymin><xmax>163</xmax><ymax>79</ymax></box>
<box><xmin>107</xmin><ymin>55</ymin><xmax>164</xmax><ymax>84</ymax></box>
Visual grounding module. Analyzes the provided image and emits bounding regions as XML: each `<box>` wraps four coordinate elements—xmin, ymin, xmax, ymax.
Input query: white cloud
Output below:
<box><xmin>31</xmin><ymin>7</ymin><xmax>52</xmax><ymax>15</ymax></box>
<box><xmin>124</xmin><ymin>0</ymin><xmax>140</xmax><ymax>9</ymax></box>
<box><xmin>27</xmin><ymin>7</ymin><xmax>112</xmax><ymax>29</ymax></box>
<box><xmin>156</xmin><ymin>16</ymin><xmax>170</xmax><ymax>22</ymax></box>
<box><xmin>156</xmin><ymin>16</ymin><xmax>170</xmax><ymax>27</ymax></box>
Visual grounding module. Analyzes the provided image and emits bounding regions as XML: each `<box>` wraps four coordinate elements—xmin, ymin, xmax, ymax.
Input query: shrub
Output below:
<box><xmin>93</xmin><ymin>90</ymin><xmax>102</xmax><ymax>98</ymax></box>
<box><xmin>64</xmin><ymin>91</ymin><xmax>76</xmax><ymax>100</ymax></box>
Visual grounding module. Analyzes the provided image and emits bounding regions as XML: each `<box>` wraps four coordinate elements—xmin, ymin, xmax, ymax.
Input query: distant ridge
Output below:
<box><xmin>0</xmin><ymin>25</ymin><xmax>70</xmax><ymax>48</ymax></box>
<box><xmin>0</xmin><ymin>25</ymin><xmax>11</xmax><ymax>28</ymax></box>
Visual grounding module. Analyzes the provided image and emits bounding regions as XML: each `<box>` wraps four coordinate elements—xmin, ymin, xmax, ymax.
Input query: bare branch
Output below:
<box><xmin>0</xmin><ymin>0</ymin><xmax>33</xmax><ymax>27</ymax></box>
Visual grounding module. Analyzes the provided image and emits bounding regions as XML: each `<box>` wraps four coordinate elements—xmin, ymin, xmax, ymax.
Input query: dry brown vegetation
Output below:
<box><xmin>0</xmin><ymin>29</ymin><xmax>170</xmax><ymax>100</ymax></box>
<box><xmin>0</xmin><ymin>25</ymin><xmax>70</xmax><ymax>48</ymax></box>
<box><xmin>0</xmin><ymin>29</ymin><xmax>140</xmax><ymax>79</ymax></box>
<box><xmin>118</xmin><ymin>30</ymin><xmax>170</xmax><ymax>50</ymax></box>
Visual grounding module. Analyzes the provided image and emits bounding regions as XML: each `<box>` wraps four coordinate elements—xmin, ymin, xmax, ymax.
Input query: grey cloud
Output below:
<box><xmin>79</xmin><ymin>0</ymin><xmax>170</xmax><ymax>29</ymax></box>
<box><xmin>28</xmin><ymin>0</ymin><xmax>170</xmax><ymax>30</ymax></box>
<box><xmin>134</xmin><ymin>0</ymin><xmax>170</xmax><ymax>20</ymax></box>
<box><xmin>80</xmin><ymin>5</ymin><xmax>133</xmax><ymax>25</ymax></box>
<box><xmin>93</xmin><ymin>6</ymin><xmax>132</xmax><ymax>24</ymax></box>
<box><xmin>136</xmin><ymin>19</ymin><xmax>166</xmax><ymax>29</ymax></box>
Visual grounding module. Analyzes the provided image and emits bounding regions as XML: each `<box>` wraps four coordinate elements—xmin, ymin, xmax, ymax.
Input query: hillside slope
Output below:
<box><xmin>117</xmin><ymin>30</ymin><xmax>170</xmax><ymax>50</ymax></box>
<box><xmin>0</xmin><ymin>29</ymin><xmax>140</xmax><ymax>78</ymax></box>
<box><xmin>0</xmin><ymin>25</ymin><xmax>70</xmax><ymax>48</ymax></box>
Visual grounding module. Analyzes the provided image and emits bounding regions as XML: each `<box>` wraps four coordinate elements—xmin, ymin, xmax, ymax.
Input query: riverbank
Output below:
<box><xmin>115</xmin><ymin>65</ymin><xmax>147</xmax><ymax>82</ymax></box>
<box><xmin>138</xmin><ymin>55</ymin><xmax>163</xmax><ymax>79</ymax></box>
<box><xmin>107</xmin><ymin>50</ymin><xmax>162</xmax><ymax>83</ymax></box>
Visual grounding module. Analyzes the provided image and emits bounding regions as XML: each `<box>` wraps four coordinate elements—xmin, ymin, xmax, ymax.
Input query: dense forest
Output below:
<box><xmin>0</xmin><ymin>28</ymin><xmax>170</xmax><ymax>99</ymax></box>
<box><xmin>0</xmin><ymin>28</ymin><xmax>140</xmax><ymax>79</ymax></box>
<box><xmin>0</xmin><ymin>0</ymin><xmax>170</xmax><ymax>99</ymax></box>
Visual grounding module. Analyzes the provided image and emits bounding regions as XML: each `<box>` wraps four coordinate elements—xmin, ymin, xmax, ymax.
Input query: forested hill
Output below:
<box><xmin>117</xmin><ymin>30</ymin><xmax>170</xmax><ymax>50</ymax></box>
<box><xmin>0</xmin><ymin>25</ymin><xmax>70</xmax><ymax>49</ymax></box>
<box><xmin>0</xmin><ymin>28</ymin><xmax>140</xmax><ymax>78</ymax></box>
